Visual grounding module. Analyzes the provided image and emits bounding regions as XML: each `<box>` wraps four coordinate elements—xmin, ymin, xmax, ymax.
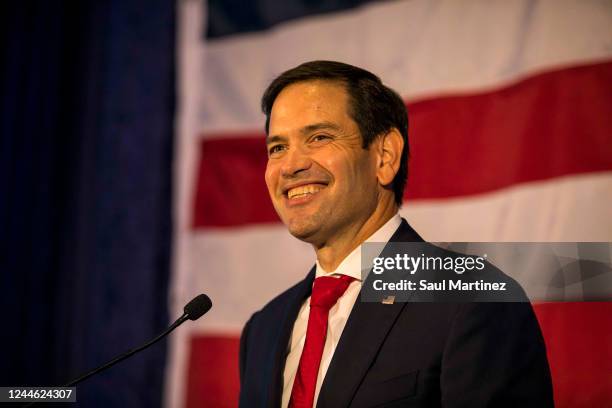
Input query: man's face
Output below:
<box><xmin>265</xmin><ymin>80</ymin><xmax>381</xmax><ymax>245</ymax></box>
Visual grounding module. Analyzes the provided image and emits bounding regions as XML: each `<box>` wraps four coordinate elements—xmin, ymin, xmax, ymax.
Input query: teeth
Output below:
<box><xmin>287</xmin><ymin>184</ymin><xmax>323</xmax><ymax>199</ymax></box>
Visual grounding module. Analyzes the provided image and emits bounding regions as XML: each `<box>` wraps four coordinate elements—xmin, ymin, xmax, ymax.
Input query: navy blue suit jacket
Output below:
<box><xmin>239</xmin><ymin>220</ymin><xmax>553</xmax><ymax>407</ymax></box>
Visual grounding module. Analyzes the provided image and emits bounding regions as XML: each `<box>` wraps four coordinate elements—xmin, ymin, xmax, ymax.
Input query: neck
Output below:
<box><xmin>314</xmin><ymin>196</ymin><xmax>398</xmax><ymax>272</ymax></box>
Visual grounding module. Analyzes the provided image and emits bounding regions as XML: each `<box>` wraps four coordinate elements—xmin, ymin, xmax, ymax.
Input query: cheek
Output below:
<box><xmin>323</xmin><ymin>150</ymin><xmax>361</xmax><ymax>172</ymax></box>
<box><xmin>264</xmin><ymin>163</ymin><xmax>277</xmax><ymax>192</ymax></box>
<box><xmin>317</xmin><ymin>149</ymin><xmax>348</xmax><ymax>176</ymax></box>
<box><xmin>340</xmin><ymin>153</ymin><xmax>377</xmax><ymax>188</ymax></box>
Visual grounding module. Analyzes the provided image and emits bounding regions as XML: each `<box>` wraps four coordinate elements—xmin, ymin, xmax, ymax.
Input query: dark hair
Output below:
<box><xmin>261</xmin><ymin>60</ymin><xmax>409</xmax><ymax>205</ymax></box>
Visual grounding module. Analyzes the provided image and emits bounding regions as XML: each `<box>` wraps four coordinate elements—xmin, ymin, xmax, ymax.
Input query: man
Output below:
<box><xmin>239</xmin><ymin>61</ymin><xmax>553</xmax><ymax>407</ymax></box>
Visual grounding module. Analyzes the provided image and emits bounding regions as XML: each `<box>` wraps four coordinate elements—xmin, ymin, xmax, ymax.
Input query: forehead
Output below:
<box><xmin>269</xmin><ymin>80</ymin><xmax>352</xmax><ymax>134</ymax></box>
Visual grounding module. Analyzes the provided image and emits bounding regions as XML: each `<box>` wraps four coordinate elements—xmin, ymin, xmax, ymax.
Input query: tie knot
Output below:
<box><xmin>310</xmin><ymin>275</ymin><xmax>355</xmax><ymax>310</ymax></box>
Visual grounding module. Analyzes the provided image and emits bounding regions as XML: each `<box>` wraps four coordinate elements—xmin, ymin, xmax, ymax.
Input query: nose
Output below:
<box><xmin>280</xmin><ymin>145</ymin><xmax>312</xmax><ymax>178</ymax></box>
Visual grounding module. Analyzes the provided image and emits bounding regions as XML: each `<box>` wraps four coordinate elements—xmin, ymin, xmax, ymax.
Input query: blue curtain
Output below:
<box><xmin>0</xmin><ymin>1</ymin><xmax>175</xmax><ymax>406</ymax></box>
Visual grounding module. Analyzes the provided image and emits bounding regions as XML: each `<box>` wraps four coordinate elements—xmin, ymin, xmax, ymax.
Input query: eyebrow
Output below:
<box><xmin>300</xmin><ymin>121</ymin><xmax>341</xmax><ymax>135</ymax></box>
<box><xmin>265</xmin><ymin>134</ymin><xmax>286</xmax><ymax>145</ymax></box>
<box><xmin>266</xmin><ymin>121</ymin><xmax>341</xmax><ymax>144</ymax></box>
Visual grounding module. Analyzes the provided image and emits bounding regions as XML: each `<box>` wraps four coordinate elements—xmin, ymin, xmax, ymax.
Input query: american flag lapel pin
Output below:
<box><xmin>382</xmin><ymin>295</ymin><xmax>395</xmax><ymax>305</ymax></box>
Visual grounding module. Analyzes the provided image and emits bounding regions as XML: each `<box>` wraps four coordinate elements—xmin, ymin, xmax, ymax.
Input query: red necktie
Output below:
<box><xmin>289</xmin><ymin>275</ymin><xmax>355</xmax><ymax>408</ymax></box>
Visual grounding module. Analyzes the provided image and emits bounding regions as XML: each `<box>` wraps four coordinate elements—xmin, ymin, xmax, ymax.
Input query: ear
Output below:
<box><xmin>375</xmin><ymin>128</ymin><xmax>404</xmax><ymax>186</ymax></box>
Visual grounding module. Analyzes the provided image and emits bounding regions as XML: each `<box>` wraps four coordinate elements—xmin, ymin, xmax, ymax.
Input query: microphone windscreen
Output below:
<box><xmin>184</xmin><ymin>294</ymin><xmax>213</xmax><ymax>321</ymax></box>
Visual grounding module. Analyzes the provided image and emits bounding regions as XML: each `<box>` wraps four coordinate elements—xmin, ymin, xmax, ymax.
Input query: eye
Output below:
<box><xmin>311</xmin><ymin>134</ymin><xmax>332</xmax><ymax>142</ymax></box>
<box><xmin>268</xmin><ymin>144</ymin><xmax>286</xmax><ymax>156</ymax></box>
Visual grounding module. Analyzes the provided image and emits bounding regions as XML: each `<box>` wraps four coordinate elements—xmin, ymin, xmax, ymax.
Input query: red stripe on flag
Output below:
<box><xmin>533</xmin><ymin>302</ymin><xmax>612</xmax><ymax>408</ymax></box>
<box><xmin>193</xmin><ymin>61</ymin><xmax>612</xmax><ymax>228</ymax></box>
<box><xmin>185</xmin><ymin>336</ymin><xmax>240</xmax><ymax>408</ymax></box>
<box><xmin>193</xmin><ymin>136</ymin><xmax>279</xmax><ymax>228</ymax></box>
<box><xmin>408</xmin><ymin>61</ymin><xmax>612</xmax><ymax>199</ymax></box>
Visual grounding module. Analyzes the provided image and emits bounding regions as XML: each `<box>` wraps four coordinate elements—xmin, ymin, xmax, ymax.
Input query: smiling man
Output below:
<box><xmin>239</xmin><ymin>61</ymin><xmax>553</xmax><ymax>407</ymax></box>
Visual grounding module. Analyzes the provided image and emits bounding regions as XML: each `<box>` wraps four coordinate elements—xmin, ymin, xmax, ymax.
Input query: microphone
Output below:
<box><xmin>22</xmin><ymin>294</ymin><xmax>212</xmax><ymax>407</ymax></box>
<box><xmin>183</xmin><ymin>293</ymin><xmax>213</xmax><ymax>321</ymax></box>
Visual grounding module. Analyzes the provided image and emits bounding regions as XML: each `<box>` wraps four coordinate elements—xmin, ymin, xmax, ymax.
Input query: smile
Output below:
<box><xmin>286</xmin><ymin>184</ymin><xmax>325</xmax><ymax>200</ymax></box>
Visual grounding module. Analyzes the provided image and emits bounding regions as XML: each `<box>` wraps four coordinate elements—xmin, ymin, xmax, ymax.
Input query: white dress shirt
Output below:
<box><xmin>281</xmin><ymin>214</ymin><xmax>402</xmax><ymax>407</ymax></box>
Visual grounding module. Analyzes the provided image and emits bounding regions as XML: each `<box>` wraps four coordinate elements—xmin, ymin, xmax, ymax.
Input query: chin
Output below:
<box><xmin>285</xmin><ymin>218</ymin><xmax>323</xmax><ymax>243</ymax></box>
<box><xmin>287</xmin><ymin>224</ymin><xmax>317</xmax><ymax>241</ymax></box>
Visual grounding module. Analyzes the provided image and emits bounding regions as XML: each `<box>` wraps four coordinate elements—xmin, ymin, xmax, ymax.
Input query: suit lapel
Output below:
<box><xmin>268</xmin><ymin>267</ymin><xmax>316</xmax><ymax>407</ymax></box>
<box><xmin>318</xmin><ymin>299</ymin><xmax>407</xmax><ymax>407</ymax></box>
<box><xmin>317</xmin><ymin>219</ymin><xmax>423</xmax><ymax>407</ymax></box>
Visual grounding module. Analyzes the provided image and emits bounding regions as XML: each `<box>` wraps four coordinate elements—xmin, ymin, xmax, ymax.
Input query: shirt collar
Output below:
<box><xmin>315</xmin><ymin>213</ymin><xmax>402</xmax><ymax>281</ymax></box>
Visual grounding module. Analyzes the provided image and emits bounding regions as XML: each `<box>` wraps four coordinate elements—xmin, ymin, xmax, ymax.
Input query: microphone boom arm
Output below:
<box><xmin>65</xmin><ymin>313</ymin><xmax>189</xmax><ymax>387</ymax></box>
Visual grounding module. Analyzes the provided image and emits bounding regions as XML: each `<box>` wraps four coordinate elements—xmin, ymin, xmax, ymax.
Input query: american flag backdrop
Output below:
<box><xmin>166</xmin><ymin>1</ymin><xmax>612</xmax><ymax>407</ymax></box>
